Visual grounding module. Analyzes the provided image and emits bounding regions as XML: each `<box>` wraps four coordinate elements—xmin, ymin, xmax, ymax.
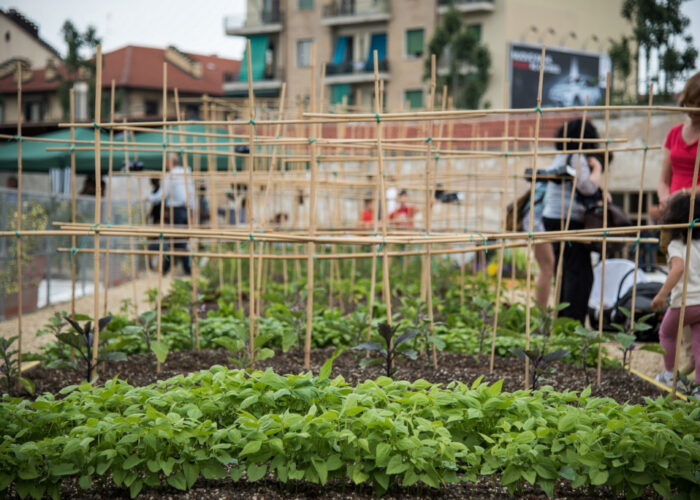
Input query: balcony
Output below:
<box><xmin>224</xmin><ymin>70</ymin><xmax>283</xmax><ymax>97</ymax></box>
<box><xmin>224</xmin><ymin>6</ymin><xmax>281</xmax><ymax>36</ymax></box>
<box><xmin>437</xmin><ymin>0</ymin><xmax>494</xmax><ymax>15</ymax></box>
<box><xmin>325</xmin><ymin>59</ymin><xmax>389</xmax><ymax>85</ymax></box>
<box><xmin>322</xmin><ymin>0</ymin><xmax>390</xmax><ymax>26</ymax></box>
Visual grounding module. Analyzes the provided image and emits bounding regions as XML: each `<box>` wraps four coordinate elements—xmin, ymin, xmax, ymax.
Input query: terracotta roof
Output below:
<box><xmin>103</xmin><ymin>45</ymin><xmax>240</xmax><ymax>95</ymax></box>
<box><xmin>0</xmin><ymin>45</ymin><xmax>240</xmax><ymax>96</ymax></box>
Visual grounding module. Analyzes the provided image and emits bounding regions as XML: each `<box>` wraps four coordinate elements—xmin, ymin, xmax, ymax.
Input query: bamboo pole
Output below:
<box><xmin>70</xmin><ymin>89</ymin><xmax>77</xmax><ymax>323</ymax></box>
<box><xmin>424</xmin><ymin>55</ymin><xmax>437</xmax><ymax>368</ymax></box>
<box><xmin>15</xmin><ymin>61</ymin><xmax>23</xmax><ymax>390</ymax></box>
<box><xmin>596</xmin><ymin>73</ymin><xmax>612</xmax><ymax>387</ymax></box>
<box><xmin>490</xmin><ymin>83</ymin><xmax>510</xmax><ymax>372</ymax></box>
<box><xmin>102</xmin><ymin>80</ymin><xmax>115</xmax><ymax>316</ymax></box>
<box><xmin>522</xmin><ymin>45</ymin><xmax>547</xmax><ymax>390</ymax></box>
<box><xmin>155</xmin><ymin>61</ymin><xmax>167</xmax><ymax>374</ymax></box>
<box><xmin>90</xmin><ymin>45</ymin><xmax>103</xmax><ymax>380</ymax></box>
<box><xmin>123</xmin><ymin>118</ymin><xmax>139</xmax><ymax>316</ymax></box>
<box><xmin>304</xmin><ymin>42</ymin><xmax>318</xmax><ymax>370</ymax></box>
<box><xmin>245</xmin><ymin>39</ymin><xmax>257</xmax><ymax>366</ymax></box>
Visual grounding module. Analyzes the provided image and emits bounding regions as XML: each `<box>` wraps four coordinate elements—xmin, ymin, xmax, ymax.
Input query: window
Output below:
<box><xmin>297</xmin><ymin>39</ymin><xmax>312</xmax><ymax>68</ymax></box>
<box><xmin>23</xmin><ymin>99</ymin><xmax>44</xmax><ymax>122</ymax></box>
<box><xmin>405</xmin><ymin>28</ymin><xmax>424</xmax><ymax>59</ymax></box>
<box><xmin>404</xmin><ymin>90</ymin><xmax>423</xmax><ymax>110</ymax></box>
<box><xmin>185</xmin><ymin>103</ymin><xmax>200</xmax><ymax>120</ymax></box>
<box><xmin>298</xmin><ymin>0</ymin><xmax>314</xmax><ymax>10</ymax></box>
<box><xmin>144</xmin><ymin>99</ymin><xmax>159</xmax><ymax>116</ymax></box>
<box><xmin>467</xmin><ymin>24</ymin><xmax>482</xmax><ymax>42</ymax></box>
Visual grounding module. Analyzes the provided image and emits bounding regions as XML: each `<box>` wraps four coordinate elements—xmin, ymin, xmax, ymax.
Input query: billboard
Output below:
<box><xmin>508</xmin><ymin>42</ymin><xmax>611</xmax><ymax>109</ymax></box>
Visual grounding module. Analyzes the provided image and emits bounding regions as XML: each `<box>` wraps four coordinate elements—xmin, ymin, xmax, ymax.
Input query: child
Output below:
<box><xmin>651</xmin><ymin>193</ymin><xmax>700</xmax><ymax>398</ymax></box>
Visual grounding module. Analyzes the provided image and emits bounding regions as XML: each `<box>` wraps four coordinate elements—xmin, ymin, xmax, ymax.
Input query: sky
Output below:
<box><xmin>1</xmin><ymin>0</ymin><xmax>698</xmax><ymax>74</ymax></box>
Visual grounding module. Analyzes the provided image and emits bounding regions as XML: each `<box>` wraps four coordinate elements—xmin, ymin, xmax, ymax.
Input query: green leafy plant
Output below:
<box><xmin>573</xmin><ymin>325</ymin><xmax>607</xmax><ymax>386</ymax></box>
<box><xmin>611</xmin><ymin>307</ymin><xmax>665</xmax><ymax>370</ymax></box>
<box><xmin>212</xmin><ymin>321</ymin><xmax>274</xmax><ymax>370</ymax></box>
<box><xmin>511</xmin><ymin>346</ymin><xmax>569</xmax><ymax>390</ymax></box>
<box><xmin>0</xmin><ymin>336</ymin><xmax>34</xmax><ymax>395</ymax></box>
<box><xmin>49</xmin><ymin>314</ymin><xmax>126</xmax><ymax>381</ymax></box>
<box><xmin>353</xmin><ymin>322</ymin><xmax>418</xmax><ymax>377</ymax></box>
<box><xmin>122</xmin><ymin>310</ymin><xmax>169</xmax><ymax>364</ymax></box>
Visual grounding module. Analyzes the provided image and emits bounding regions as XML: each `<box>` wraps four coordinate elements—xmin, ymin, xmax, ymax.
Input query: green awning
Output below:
<box><xmin>239</xmin><ymin>34</ymin><xmax>269</xmax><ymax>82</ymax></box>
<box><xmin>330</xmin><ymin>84</ymin><xmax>351</xmax><ymax>106</ymax></box>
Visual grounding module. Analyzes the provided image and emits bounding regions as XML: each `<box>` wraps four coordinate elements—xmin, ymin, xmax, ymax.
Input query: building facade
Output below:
<box><xmin>225</xmin><ymin>0</ymin><xmax>632</xmax><ymax>111</ymax></box>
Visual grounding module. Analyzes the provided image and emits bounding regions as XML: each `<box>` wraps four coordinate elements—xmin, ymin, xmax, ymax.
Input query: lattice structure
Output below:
<box><xmin>3</xmin><ymin>43</ymin><xmax>699</xmax><ymax>398</ymax></box>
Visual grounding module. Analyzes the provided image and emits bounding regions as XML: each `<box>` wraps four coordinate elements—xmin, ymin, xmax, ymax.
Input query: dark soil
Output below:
<box><xmin>13</xmin><ymin>348</ymin><xmax>666</xmax><ymax>499</ymax></box>
<box><xmin>25</xmin><ymin>347</ymin><xmax>662</xmax><ymax>405</ymax></box>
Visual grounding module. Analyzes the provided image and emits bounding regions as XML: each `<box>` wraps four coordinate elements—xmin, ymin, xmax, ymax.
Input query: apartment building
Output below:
<box><xmin>225</xmin><ymin>0</ymin><xmax>631</xmax><ymax>111</ymax></box>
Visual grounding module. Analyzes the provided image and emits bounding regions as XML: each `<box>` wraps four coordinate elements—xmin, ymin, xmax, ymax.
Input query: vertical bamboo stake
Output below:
<box><xmin>510</xmin><ymin>120</ymin><xmax>520</xmax><ymax>302</ymax></box>
<box><xmin>424</xmin><ymin>54</ymin><xmax>437</xmax><ymax>368</ymax></box>
<box><xmin>90</xmin><ymin>45</ymin><xmax>104</xmax><ymax>380</ymax></box>
<box><xmin>596</xmin><ymin>73</ymin><xmax>612</xmax><ymax>387</ymax></box>
<box><xmin>304</xmin><ymin>43</ymin><xmax>318</xmax><ymax>369</ymax></box>
<box><xmin>69</xmin><ymin>89</ymin><xmax>77</xmax><ymax>323</ymax></box>
<box><xmin>628</xmin><ymin>86</ymin><xmax>654</xmax><ymax>341</ymax></box>
<box><xmin>670</xmin><ymin>125</ymin><xmax>700</xmax><ymax>399</ymax></box>
<box><xmin>490</xmin><ymin>83</ymin><xmax>510</xmax><ymax>372</ymax></box>
<box><xmin>15</xmin><ymin>62</ymin><xmax>23</xmax><ymax>389</ymax></box>
<box><xmin>123</xmin><ymin>118</ymin><xmax>139</xmax><ymax>316</ymax></box>
<box><xmin>155</xmin><ymin>61</ymin><xmax>167</xmax><ymax>374</ymax></box>
<box><xmin>102</xmin><ymin>80</ymin><xmax>115</xmax><ymax>316</ymax></box>
<box><xmin>245</xmin><ymin>39</ymin><xmax>257</xmax><ymax>365</ymax></box>
<box><xmin>523</xmin><ymin>46</ymin><xmax>547</xmax><ymax>389</ymax></box>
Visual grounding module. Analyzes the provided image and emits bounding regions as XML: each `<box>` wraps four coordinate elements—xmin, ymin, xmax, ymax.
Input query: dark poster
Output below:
<box><xmin>509</xmin><ymin>42</ymin><xmax>611</xmax><ymax>109</ymax></box>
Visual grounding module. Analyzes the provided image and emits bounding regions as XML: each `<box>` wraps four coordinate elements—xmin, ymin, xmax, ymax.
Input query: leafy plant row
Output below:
<box><xmin>1</xmin><ymin>366</ymin><xmax>698</xmax><ymax>499</ymax></box>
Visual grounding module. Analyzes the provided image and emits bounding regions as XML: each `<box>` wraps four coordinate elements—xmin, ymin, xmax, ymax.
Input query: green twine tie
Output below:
<box><xmin>71</xmin><ymin>223</ymin><xmax>100</xmax><ymax>257</ymax></box>
<box><xmin>375</xmin><ymin>113</ymin><xmax>381</xmax><ymax>123</ymax></box>
<box><xmin>423</xmin><ymin>137</ymin><xmax>433</xmax><ymax>144</ymax></box>
<box><xmin>689</xmin><ymin>218</ymin><xmax>699</xmax><ymax>229</ymax></box>
<box><xmin>633</xmin><ymin>236</ymin><xmax>641</xmax><ymax>251</ymax></box>
<box><xmin>534</xmin><ymin>106</ymin><xmax>544</xmax><ymax>131</ymax></box>
<box><xmin>308</xmin><ymin>138</ymin><xmax>317</xmax><ymax>145</ymax></box>
<box><xmin>15</xmin><ymin>135</ymin><xmax>22</xmax><ymax>142</ymax></box>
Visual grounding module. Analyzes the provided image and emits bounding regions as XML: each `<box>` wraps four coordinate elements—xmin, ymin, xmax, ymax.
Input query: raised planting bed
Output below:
<box><xmin>2</xmin><ymin>365</ymin><xmax>699</xmax><ymax>499</ymax></box>
<box><xmin>23</xmin><ymin>348</ymin><xmax>663</xmax><ymax>405</ymax></box>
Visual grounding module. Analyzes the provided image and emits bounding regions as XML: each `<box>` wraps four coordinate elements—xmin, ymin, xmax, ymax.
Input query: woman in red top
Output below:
<box><xmin>658</xmin><ymin>72</ymin><xmax>700</xmax><ymax>210</ymax></box>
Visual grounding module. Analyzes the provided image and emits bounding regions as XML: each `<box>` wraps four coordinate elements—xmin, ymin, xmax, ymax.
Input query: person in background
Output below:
<box><xmin>541</xmin><ymin>118</ymin><xmax>605</xmax><ymax>323</ymax></box>
<box><xmin>6</xmin><ymin>176</ymin><xmax>17</xmax><ymax>189</ymax></box>
<box><xmin>654</xmin><ymin>71</ymin><xmax>700</xmax><ymax>378</ymax></box>
<box><xmin>389</xmin><ymin>189</ymin><xmax>417</xmax><ymax>229</ymax></box>
<box><xmin>360</xmin><ymin>198</ymin><xmax>374</xmax><ymax>229</ymax></box>
<box><xmin>148</xmin><ymin>153</ymin><xmax>194</xmax><ymax>275</ymax></box>
<box><xmin>522</xmin><ymin>178</ymin><xmax>554</xmax><ymax>309</ymax></box>
<box><xmin>651</xmin><ymin>193</ymin><xmax>700</xmax><ymax>399</ymax></box>
<box><xmin>657</xmin><ymin>72</ymin><xmax>700</xmax><ymax>213</ymax></box>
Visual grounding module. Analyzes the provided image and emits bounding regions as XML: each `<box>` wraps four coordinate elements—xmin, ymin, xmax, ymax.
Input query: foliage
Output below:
<box><xmin>48</xmin><ymin>315</ymin><xmax>128</xmax><ymax>382</ymax></box>
<box><xmin>0</xmin><ymin>367</ymin><xmax>698</xmax><ymax>499</ymax></box>
<box><xmin>511</xmin><ymin>346</ymin><xmax>570</xmax><ymax>391</ymax></box>
<box><xmin>573</xmin><ymin>325</ymin><xmax>607</xmax><ymax>386</ymax></box>
<box><xmin>610</xmin><ymin>307</ymin><xmax>666</xmax><ymax>370</ymax></box>
<box><xmin>212</xmin><ymin>321</ymin><xmax>274</xmax><ymax>370</ymax></box>
<box><xmin>424</xmin><ymin>6</ymin><xmax>490</xmax><ymax>109</ymax></box>
<box><xmin>353</xmin><ymin>322</ymin><xmax>418</xmax><ymax>377</ymax></box>
<box><xmin>620</xmin><ymin>0</ymin><xmax>698</xmax><ymax>99</ymax></box>
<box><xmin>0</xmin><ymin>337</ymin><xmax>34</xmax><ymax>396</ymax></box>
<box><xmin>609</xmin><ymin>36</ymin><xmax>633</xmax><ymax>102</ymax></box>
<box><xmin>122</xmin><ymin>311</ymin><xmax>169</xmax><ymax>364</ymax></box>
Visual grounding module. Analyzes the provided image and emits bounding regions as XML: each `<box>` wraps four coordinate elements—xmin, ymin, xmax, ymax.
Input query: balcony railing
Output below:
<box><xmin>224</xmin><ymin>3</ymin><xmax>282</xmax><ymax>35</ymax></box>
<box><xmin>437</xmin><ymin>0</ymin><xmax>495</xmax><ymax>14</ymax></box>
<box><xmin>326</xmin><ymin>59</ymin><xmax>388</xmax><ymax>75</ymax></box>
<box><xmin>322</xmin><ymin>0</ymin><xmax>390</xmax><ymax>24</ymax></box>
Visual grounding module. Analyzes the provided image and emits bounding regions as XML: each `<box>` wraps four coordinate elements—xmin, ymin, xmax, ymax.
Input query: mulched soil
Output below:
<box><xmin>12</xmin><ymin>348</ymin><xmax>666</xmax><ymax>499</ymax></box>
<box><xmin>25</xmin><ymin>347</ymin><xmax>663</xmax><ymax>406</ymax></box>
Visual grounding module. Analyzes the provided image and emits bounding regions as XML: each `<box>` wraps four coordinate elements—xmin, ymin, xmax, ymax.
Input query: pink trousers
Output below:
<box><xmin>659</xmin><ymin>304</ymin><xmax>700</xmax><ymax>384</ymax></box>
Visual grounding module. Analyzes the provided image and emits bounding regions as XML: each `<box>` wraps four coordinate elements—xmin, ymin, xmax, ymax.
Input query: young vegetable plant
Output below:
<box><xmin>352</xmin><ymin>321</ymin><xmax>418</xmax><ymax>377</ymax></box>
<box><xmin>212</xmin><ymin>321</ymin><xmax>274</xmax><ymax>370</ymax></box>
<box><xmin>49</xmin><ymin>315</ymin><xmax>128</xmax><ymax>382</ymax></box>
<box><xmin>472</xmin><ymin>296</ymin><xmax>494</xmax><ymax>354</ymax></box>
<box><xmin>611</xmin><ymin>307</ymin><xmax>665</xmax><ymax>370</ymax></box>
<box><xmin>122</xmin><ymin>310</ymin><xmax>169</xmax><ymax>364</ymax></box>
<box><xmin>0</xmin><ymin>336</ymin><xmax>35</xmax><ymax>395</ymax></box>
<box><xmin>510</xmin><ymin>346</ymin><xmax>569</xmax><ymax>390</ymax></box>
<box><xmin>573</xmin><ymin>325</ymin><xmax>607</xmax><ymax>386</ymax></box>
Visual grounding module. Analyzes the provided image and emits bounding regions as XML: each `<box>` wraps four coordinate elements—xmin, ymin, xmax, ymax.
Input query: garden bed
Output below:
<box><xmin>25</xmin><ymin>347</ymin><xmax>663</xmax><ymax>405</ymax></box>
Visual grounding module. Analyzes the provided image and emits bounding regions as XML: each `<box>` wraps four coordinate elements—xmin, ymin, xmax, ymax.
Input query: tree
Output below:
<box><xmin>58</xmin><ymin>20</ymin><xmax>101</xmax><ymax>119</ymax></box>
<box><xmin>424</xmin><ymin>7</ymin><xmax>491</xmax><ymax>109</ymax></box>
<box><xmin>621</xmin><ymin>0</ymin><xmax>697</xmax><ymax>99</ymax></box>
<box><xmin>609</xmin><ymin>36</ymin><xmax>632</xmax><ymax>102</ymax></box>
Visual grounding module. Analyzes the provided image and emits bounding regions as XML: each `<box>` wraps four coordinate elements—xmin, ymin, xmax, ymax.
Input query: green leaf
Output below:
<box><xmin>501</xmin><ymin>464</ymin><xmax>521</xmax><ymax>485</ymax></box>
<box><xmin>312</xmin><ymin>458</ymin><xmax>328</xmax><ymax>485</ymax></box>
<box><xmin>375</xmin><ymin>443</ymin><xmax>391</xmax><ymax>466</ymax></box>
<box><xmin>319</xmin><ymin>348</ymin><xmax>346</xmax><ymax>381</ymax></box>
<box><xmin>151</xmin><ymin>340</ymin><xmax>169</xmax><ymax>364</ymax></box>
<box><xmin>19</xmin><ymin>377</ymin><xmax>35</xmax><ymax>395</ymax></box>
<box><xmin>247</xmin><ymin>463</ymin><xmax>267</xmax><ymax>482</ymax></box>
<box><xmin>200</xmin><ymin>460</ymin><xmax>225</xmax><ymax>479</ymax></box>
<box><xmin>589</xmin><ymin>468</ymin><xmax>608</xmax><ymax>485</ymax></box>
<box><xmin>183</xmin><ymin>462</ymin><xmax>198</xmax><ymax>488</ymax></box>
<box><xmin>166</xmin><ymin>471</ymin><xmax>187</xmax><ymax>490</ymax></box>
<box><xmin>241</xmin><ymin>440</ymin><xmax>262</xmax><ymax>455</ymax></box>
<box><xmin>557</xmin><ymin>412</ymin><xmax>577</xmax><ymax>433</ymax></box>
<box><xmin>256</xmin><ymin>348</ymin><xmax>275</xmax><ymax>361</ymax></box>
<box><xmin>639</xmin><ymin>344</ymin><xmax>666</xmax><ymax>355</ymax></box>
<box><xmin>386</xmin><ymin>454</ymin><xmax>409</xmax><ymax>475</ymax></box>
<box><xmin>129</xmin><ymin>479</ymin><xmax>143</xmax><ymax>499</ymax></box>
<box><xmin>122</xmin><ymin>455</ymin><xmax>144</xmax><ymax>470</ymax></box>
<box><xmin>78</xmin><ymin>475</ymin><xmax>91</xmax><ymax>490</ymax></box>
